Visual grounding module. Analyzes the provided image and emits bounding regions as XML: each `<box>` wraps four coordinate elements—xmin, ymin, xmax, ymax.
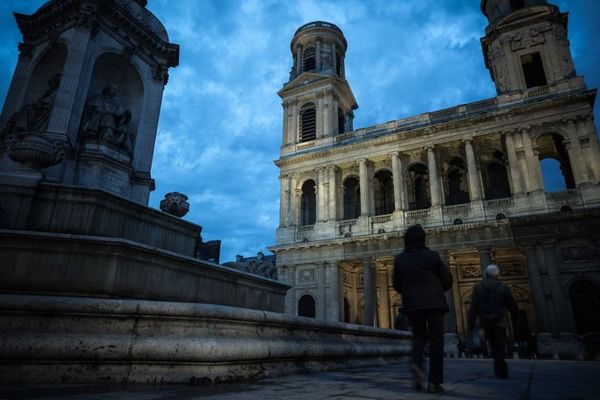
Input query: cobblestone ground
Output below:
<box><xmin>1</xmin><ymin>359</ymin><xmax>599</xmax><ymax>399</ymax></box>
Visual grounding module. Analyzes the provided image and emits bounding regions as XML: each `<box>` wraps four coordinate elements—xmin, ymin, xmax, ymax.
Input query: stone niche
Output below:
<box><xmin>76</xmin><ymin>53</ymin><xmax>144</xmax><ymax>197</ymax></box>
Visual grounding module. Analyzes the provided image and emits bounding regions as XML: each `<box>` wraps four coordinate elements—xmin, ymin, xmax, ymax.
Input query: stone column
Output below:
<box><xmin>521</xmin><ymin>128</ymin><xmax>543</xmax><ymax>192</ymax></box>
<box><xmin>47</xmin><ymin>24</ymin><xmax>93</xmax><ymax>140</ymax></box>
<box><xmin>331</xmin><ymin>42</ymin><xmax>337</xmax><ymax>75</ymax></box>
<box><xmin>287</xmin><ymin>174</ymin><xmax>296</xmax><ymax>226</ymax></box>
<box><xmin>318</xmin><ymin>262</ymin><xmax>327</xmax><ymax>318</ymax></box>
<box><xmin>296</xmin><ymin>45</ymin><xmax>302</xmax><ymax>74</ymax></box>
<box><xmin>504</xmin><ymin>130</ymin><xmax>524</xmax><ymax>195</ymax></box>
<box><xmin>322</xmin><ymin>91</ymin><xmax>332</xmax><ymax>136</ymax></box>
<box><xmin>582</xmin><ymin>117</ymin><xmax>600</xmax><ymax>182</ymax></box>
<box><xmin>327</xmin><ymin>262</ymin><xmax>341</xmax><ymax>321</ymax></box>
<box><xmin>290</xmin><ymin>174</ymin><xmax>300</xmax><ymax>226</ymax></box>
<box><xmin>378</xmin><ymin>266</ymin><xmax>391</xmax><ymax>328</ymax></box>
<box><xmin>0</xmin><ymin>50</ymin><xmax>34</xmax><ymax>129</ymax></box>
<box><xmin>317</xmin><ymin>168</ymin><xmax>326</xmax><ymax>222</ymax></box>
<box><xmin>281</xmin><ymin>102</ymin><xmax>288</xmax><ymax>146</ymax></box>
<box><xmin>362</xmin><ymin>257</ymin><xmax>376</xmax><ymax>326</ymax></box>
<box><xmin>358</xmin><ymin>158</ymin><xmax>370</xmax><ymax>216</ymax></box>
<box><xmin>524</xmin><ymin>246</ymin><xmax>550</xmax><ymax>333</ymax></box>
<box><xmin>279</xmin><ymin>174</ymin><xmax>288</xmax><ymax>228</ymax></box>
<box><xmin>328</xmin><ymin>165</ymin><xmax>337</xmax><ymax>221</ymax></box>
<box><xmin>464</xmin><ymin>138</ymin><xmax>483</xmax><ymax>201</ymax></box>
<box><xmin>288</xmin><ymin>100</ymin><xmax>298</xmax><ymax>145</ymax></box>
<box><xmin>316</xmin><ymin>39</ymin><xmax>321</xmax><ymax>70</ymax></box>
<box><xmin>565</xmin><ymin>119</ymin><xmax>589</xmax><ymax>185</ymax></box>
<box><xmin>391</xmin><ymin>152</ymin><xmax>404</xmax><ymax>211</ymax></box>
<box><xmin>427</xmin><ymin>146</ymin><xmax>442</xmax><ymax>206</ymax></box>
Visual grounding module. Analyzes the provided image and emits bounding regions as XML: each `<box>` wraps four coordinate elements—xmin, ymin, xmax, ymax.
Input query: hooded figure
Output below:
<box><xmin>393</xmin><ymin>225</ymin><xmax>453</xmax><ymax>393</ymax></box>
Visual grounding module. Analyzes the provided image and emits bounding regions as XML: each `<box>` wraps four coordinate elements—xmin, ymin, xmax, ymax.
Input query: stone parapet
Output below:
<box><xmin>0</xmin><ymin>229</ymin><xmax>288</xmax><ymax>312</ymax></box>
<box><xmin>0</xmin><ymin>182</ymin><xmax>200</xmax><ymax>256</ymax></box>
<box><xmin>0</xmin><ymin>294</ymin><xmax>411</xmax><ymax>384</ymax></box>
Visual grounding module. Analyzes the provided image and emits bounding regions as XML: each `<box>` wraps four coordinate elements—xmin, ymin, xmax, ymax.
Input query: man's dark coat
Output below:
<box><xmin>393</xmin><ymin>248</ymin><xmax>453</xmax><ymax>313</ymax></box>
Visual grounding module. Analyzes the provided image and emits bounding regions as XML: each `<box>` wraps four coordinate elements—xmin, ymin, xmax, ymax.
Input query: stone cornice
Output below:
<box><xmin>14</xmin><ymin>0</ymin><xmax>179</xmax><ymax>67</ymax></box>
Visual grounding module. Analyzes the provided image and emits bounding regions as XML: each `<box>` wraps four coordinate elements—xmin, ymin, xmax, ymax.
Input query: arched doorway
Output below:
<box><xmin>570</xmin><ymin>280</ymin><xmax>600</xmax><ymax>334</ymax></box>
<box><xmin>298</xmin><ymin>294</ymin><xmax>316</xmax><ymax>318</ymax></box>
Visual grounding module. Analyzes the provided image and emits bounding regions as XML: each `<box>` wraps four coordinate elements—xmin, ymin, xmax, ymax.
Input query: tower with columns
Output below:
<box><xmin>271</xmin><ymin>1</ymin><xmax>600</xmax><ymax>358</ymax></box>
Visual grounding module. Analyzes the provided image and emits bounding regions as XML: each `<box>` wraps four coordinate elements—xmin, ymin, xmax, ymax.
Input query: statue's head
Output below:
<box><xmin>103</xmin><ymin>83</ymin><xmax>119</xmax><ymax>98</ymax></box>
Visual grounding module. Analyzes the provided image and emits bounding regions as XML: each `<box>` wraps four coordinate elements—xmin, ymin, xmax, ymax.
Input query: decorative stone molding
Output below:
<box><xmin>7</xmin><ymin>131</ymin><xmax>66</xmax><ymax>170</ymax></box>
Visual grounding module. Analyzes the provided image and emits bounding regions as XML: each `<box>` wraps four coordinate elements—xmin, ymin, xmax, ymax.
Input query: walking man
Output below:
<box><xmin>393</xmin><ymin>225</ymin><xmax>453</xmax><ymax>393</ymax></box>
<box><xmin>468</xmin><ymin>264</ymin><xmax>519</xmax><ymax>379</ymax></box>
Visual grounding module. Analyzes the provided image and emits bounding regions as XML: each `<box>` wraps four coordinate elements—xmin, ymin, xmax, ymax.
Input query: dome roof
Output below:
<box><xmin>481</xmin><ymin>0</ymin><xmax>549</xmax><ymax>24</ymax></box>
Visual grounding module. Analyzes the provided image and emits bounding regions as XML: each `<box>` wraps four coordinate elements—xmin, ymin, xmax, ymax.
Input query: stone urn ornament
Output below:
<box><xmin>160</xmin><ymin>192</ymin><xmax>190</xmax><ymax>217</ymax></box>
<box><xmin>7</xmin><ymin>131</ymin><xmax>66</xmax><ymax>170</ymax></box>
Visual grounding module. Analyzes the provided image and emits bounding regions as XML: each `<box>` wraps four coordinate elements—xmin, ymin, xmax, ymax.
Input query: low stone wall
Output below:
<box><xmin>0</xmin><ymin>294</ymin><xmax>411</xmax><ymax>384</ymax></box>
<box><xmin>0</xmin><ymin>182</ymin><xmax>200</xmax><ymax>256</ymax></box>
<box><xmin>0</xmin><ymin>229</ymin><xmax>288</xmax><ymax>312</ymax></box>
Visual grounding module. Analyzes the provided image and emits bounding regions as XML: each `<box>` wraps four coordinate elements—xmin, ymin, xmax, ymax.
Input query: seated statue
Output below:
<box><xmin>2</xmin><ymin>74</ymin><xmax>61</xmax><ymax>138</ymax></box>
<box><xmin>81</xmin><ymin>83</ymin><xmax>134</xmax><ymax>154</ymax></box>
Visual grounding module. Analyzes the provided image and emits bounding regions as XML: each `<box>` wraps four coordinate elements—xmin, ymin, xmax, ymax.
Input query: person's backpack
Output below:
<box><xmin>477</xmin><ymin>284</ymin><xmax>504</xmax><ymax>325</ymax></box>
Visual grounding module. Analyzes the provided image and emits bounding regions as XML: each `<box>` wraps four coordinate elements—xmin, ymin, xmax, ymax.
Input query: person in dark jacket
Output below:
<box><xmin>468</xmin><ymin>264</ymin><xmax>519</xmax><ymax>379</ymax></box>
<box><xmin>393</xmin><ymin>225</ymin><xmax>453</xmax><ymax>393</ymax></box>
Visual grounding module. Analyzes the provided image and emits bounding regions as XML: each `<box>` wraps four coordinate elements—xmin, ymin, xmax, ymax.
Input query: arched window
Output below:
<box><xmin>570</xmin><ymin>280</ymin><xmax>600</xmax><ymax>334</ymax></box>
<box><xmin>408</xmin><ymin>163</ymin><xmax>430</xmax><ymax>210</ymax></box>
<box><xmin>299</xmin><ymin>103</ymin><xmax>316</xmax><ymax>142</ymax></box>
<box><xmin>374</xmin><ymin>170</ymin><xmax>394</xmax><ymax>215</ymax></box>
<box><xmin>343</xmin><ymin>176</ymin><xmax>360</xmax><ymax>219</ymax></box>
<box><xmin>302</xmin><ymin>47</ymin><xmax>316</xmax><ymax>72</ymax></box>
<box><xmin>298</xmin><ymin>294</ymin><xmax>316</xmax><ymax>318</ymax></box>
<box><xmin>536</xmin><ymin>133</ymin><xmax>575</xmax><ymax>191</ymax></box>
<box><xmin>338</xmin><ymin>107</ymin><xmax>345</xmax><ymax>134</ymax></box>
<box><xmin>481</xmin><ymin>150</ymin><xmax>511</xmax><ymax>200</ymax></box>
<box><xmin>444</xmin><ymin>157</ymin><xmax>469</xmax><ymax>206</ymax></box>
<box><xmin>300</xmin><ymin>180</ymin><xmax>316</xmax><ymax>225</ymax></box>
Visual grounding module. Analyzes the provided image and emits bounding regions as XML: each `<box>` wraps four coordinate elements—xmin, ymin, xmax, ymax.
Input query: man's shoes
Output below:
<box><xmin>427</xmin><ymin>382</ymin><xmax>445</xmax><ymax>393</ymax></box>
<box><xmin>411</xmin><ymin>365</ymin><xmax>424</xmax><ymax>391</ymax></box>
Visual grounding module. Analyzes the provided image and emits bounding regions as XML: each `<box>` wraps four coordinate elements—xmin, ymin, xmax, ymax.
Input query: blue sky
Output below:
<box><xmin>1</xmin><ymin>0</ymin><xmax>599</xmax><ymax>262</ymax></box>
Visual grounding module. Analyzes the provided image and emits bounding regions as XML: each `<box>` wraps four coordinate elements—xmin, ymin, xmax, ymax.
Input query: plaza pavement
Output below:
<box><xmin>1</xmin><ymin>359</ymin><xmax>599</xmax><ymax>399</ymax></box>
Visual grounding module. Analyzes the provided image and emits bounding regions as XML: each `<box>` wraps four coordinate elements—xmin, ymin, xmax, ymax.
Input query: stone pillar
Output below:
<box><xmin>47</xmin><ymin>25</ymin><xmax>93</xmax><ymax>140</ymax></box>
<box><xmin>582</xmin><ymin>117</ymin><xmax>600</xmax><ymax>182</ymax></box>
<box><xmin>378</xmin><ymin>265</ymin><xmax>391</xmax><ymax>329</ymax></box>
<box><xmin>565</xmin><ymin>119</ymin><xmax>589</xmax><ymax>185</ymax></box>
<box><xmin>358</xmin><ymin>158</ymin><xmax>370</xmax><ymax>216</ymax></box>
<box><xmin>322</xmin><ymin>91</ymin><xmax>332</xmax><ymax>136</ymax></box>
<box><xmin>331</xmin><ymin>42</ymin><xmax>337</xmax><ymax>75</ymax></box>
<box><xmin>521</xmin><ymin>128</ymin><xmax>543</xmax><ymax>192</ymax></box>
<box><xmin>296</xmin><ymin>45</ymin><xmax>302</xmax><ymax>75</ymax></box>
<box><xmin>317</xmin><ymin>168</ymin><xmax>326</xmax><ymax>222</ymax></box>
<box><xmin>0</xmin><ymin>50</ymin><xmax>34</xmax><ymax>129</ymax></box>
<box><xmin>284</xmin><ymin>266</ymin><xmax>296</xmax><ymax>315</ymax></box>
<box><xmin>427</xmin><ymin>146</ymin><xmax>442</xmax><ymax>206</ymax></box>
<box><xmin>391</xmin><ymin>152</ymin><xmax>404</xmax><ymax>211</ymax></box>
<box><xmin>524</xmin><ymin>246</ymin><xmax>550</xmax><ymax>333</ymax></box>
<box><xmin>281</xmin><ymin>102</ymin><xmax>288</xmax><ymax>146</ymax></box>
<box><xmin>318</xmin><ymin>262</ymin><xmax>327</xmax><ymax>318</ymax></box>
<box><xmin>287</xmin><ymin>175</ymin><xmax>296</xmax><ymax>226</ymax></box>
<box><xmin>288</xmin><ymin>100</ymin><xmax>298</xmax><ymax>145</ymax></box>
<box><xmin>316</xmin><ymin>39</ymin><xmax>321</xmax><ymax>70</ymax></box>
<box><xmin>328</xmin><ymin>165</ymin><xmax>337</xmax><ymax>221</ymax></box>
<box><xmin>291</xmin><ymin>174</ymin><xmax>300</xmax><ymax>226</ymax></box>
<box><xmin>279</xmin><ymin>174</ymin><xmax>288</xmax><ymax>227</ymax></box>
<box><xmin>504</xmin><ymin>130</ymin><xmax>524</xmax><ymax>195</ymax></box>
<box><xmin>327</xmin><ymin>262</ymin><xmax>341</xmax><ymax>321</ymax></box>
<box><xmin>464</xmin><ymin>138</ymin><xmax>483</xmax><ymax>201</ymax></box>
<box><xmin>362</xmin><ymin>257</ymin><xmax>376</xmax><ymax>326</ymax></box>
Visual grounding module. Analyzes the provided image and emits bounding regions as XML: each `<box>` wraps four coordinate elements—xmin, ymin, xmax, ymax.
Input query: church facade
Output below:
<box><xmin>270</xmin><ymin>0</ymin><xmax>600</xmax><ymax>357</ymax></box>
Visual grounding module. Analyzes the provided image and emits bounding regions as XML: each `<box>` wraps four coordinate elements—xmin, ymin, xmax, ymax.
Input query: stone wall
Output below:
<box><xmin>0</xmin><ymin>182</ymin><xmax>200</xmax><ymax>256</ymax></box>
<box><xmin>0</xmin><ymin>229</ymin><xmax>288</xmax><ymax>312</ymax></box>
<box><xmin>0</xmin><ymin>294</ymin><xmax>411</xmax><ymax>384</ymax></box>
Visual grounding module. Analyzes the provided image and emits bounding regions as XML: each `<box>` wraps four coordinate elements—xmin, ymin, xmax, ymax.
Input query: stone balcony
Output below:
<box><xmin>277</xmin><ymin>186</ymin><xmax>599</xmax><ymax>246</ymax></box>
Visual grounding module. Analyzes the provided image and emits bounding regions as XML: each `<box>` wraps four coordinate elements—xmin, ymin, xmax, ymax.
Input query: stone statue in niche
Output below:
<box><xmin>2</xmin><ymin>74</ymin><xmax>61</xmax><ymax>139</ymax></box>
<box><xmin>81</xmin><ymin>82</ymin><xmax>134</xmax><ymax>154</ymax></box>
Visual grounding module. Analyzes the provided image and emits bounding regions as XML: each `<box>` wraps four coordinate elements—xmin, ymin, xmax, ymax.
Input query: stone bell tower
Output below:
<box><xmin>278</xmin><ymin>22</ymin><xmax>358</xmax><ymax>156</ymax></box>
<box><xmin>0</xmin><ymin>0</ymin><xmax>179</xmax><ymax>205</ymax></box>
<box><xmin>480</xmin><ymin>0</ymin><xmax>585</xmax><ymax>97</ymax></box>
